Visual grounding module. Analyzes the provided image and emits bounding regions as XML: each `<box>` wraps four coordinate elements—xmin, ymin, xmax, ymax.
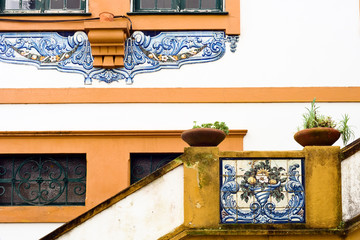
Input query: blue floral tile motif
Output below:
<box><xmin>220</xmin><ymin>158</ymin><xmax>305</xmax><ymax>224</ymax></box>
<box><xmin>0</xmin><ymin>31</ymin><xmax>94</xmax><ymax>84</ymax></box>
<box><xmin>0</xmin><ymin>31</ymin><xmax>235</xmax><ymax>85</ymax></box>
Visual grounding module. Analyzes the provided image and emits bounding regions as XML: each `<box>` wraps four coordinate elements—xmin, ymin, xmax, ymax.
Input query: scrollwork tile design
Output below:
<box><xmin>220</xmin><ymin>158</ymin><xmax>305</xmax><ymax>224</ymax></box>
<box><xmin>0</xmin><ymin>31</ymin><xmax>236</xmax><ymax>84</ymax></box>
<box><xmin>0</xmin><ymin>31</ymin><xmax>93</xmax><ymax>83</ymax></box>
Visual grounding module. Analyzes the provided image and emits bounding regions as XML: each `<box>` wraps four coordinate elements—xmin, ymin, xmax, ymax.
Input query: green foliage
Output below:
<box><xmin>192</xmin><ymin>121</ymin><xmax>229</xmax><ymax>135</ymax></box>
<box><xmin>302</xmin><ymin>98</ymin><xmax>336</xmax><ymax>129</ymax></box>
<box><xmin>239</xmin><ymin>160</ymin><xmax>287</xmax><ymax>203</ymax></box>
<box><xmin>338</xmin><ymin>114</ymin><xmax>355</xmax><ymax>145</ymax></box>
<box><xmin>300</xmin><ymin>98</ymin><xmax>355</xmax><ymax>145</ymax></box>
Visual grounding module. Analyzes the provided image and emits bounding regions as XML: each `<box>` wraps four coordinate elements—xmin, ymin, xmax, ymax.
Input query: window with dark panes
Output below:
<box><xmin>134</xmin><ymin>0</ymin><xmax>223</xmax><ymax>12</ymax></box>
<box><xmin>130</xmin><ymin>153</ymin><xmax>182</xmax><ymax>184</ymax></box>
<box><xmin>1</xmin><ymin>0</ymin><xmax>86</xmax><ymax>13</ymax></box>
<box><xmin>0</xmin><ymin>154</ymin><xmax>86</xmax><ymax>206</ymax></box>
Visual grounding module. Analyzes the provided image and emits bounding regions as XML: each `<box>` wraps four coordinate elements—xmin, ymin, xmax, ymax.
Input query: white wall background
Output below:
<box><xmin>0</xmin><ymin>0</ymin><xmax>360</xmax><ymax>87</ymax></box>
<box><xmin>58</xmin><ymin>166</ymin><xmax>184</xmax><ymax>240</ymax></box>
<box><xmin>0</xmin><ymin>223</ymin><xmax>62</xmax><ymax>240</ymax></box>
<box><xmin>0</xmin><ymin>102</ymin><xmax>357</xmax><ymax>150</ymax></box>
<box><xmin>0</xmin><ymin>0</ymin><xmax>360</xmax><ymax>239</ymax></box>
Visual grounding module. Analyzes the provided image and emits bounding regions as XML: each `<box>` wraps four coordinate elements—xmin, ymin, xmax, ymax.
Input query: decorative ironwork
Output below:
<box><xmin>0</xmin><ymin>31</ymin><xmax>236</xmax><ymax>84</ymax></box>
<box><xmin>0</xmin><ymin>154</ymin><xmax>86</xmax><ymax>206</ymax></box>
<box><xmin>220</xmin><ymin>158</ymin><xmax>305</xmax><ymax>223</ymax></box>
<box><xmin>130</xmin><ymin>153</ymin><xmax>182</xmax><ymax>184</ymax></box>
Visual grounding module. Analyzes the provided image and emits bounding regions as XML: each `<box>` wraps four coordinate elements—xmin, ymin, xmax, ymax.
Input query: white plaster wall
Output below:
<box><xmin>0</xmin><ymin>223</ymin><xmax>62</xmax><ymax>240</ymax></box>
<box><xmin>0</xmin><ymin>0</ymin><xmax>359</xmax><ymax>237</ymax></box>
<box><xmin>57</xmin><ymin>165</ymin><xmax>184</xmax><ymax>240</ymax></box>
<box><xmin>342</xmin><ymin>151</ymin><xmax>360</xmax><ymax>221</ymax></box>
<box><xmin>0</xmin><ymin>102</ymin><xmax>357</xmax><ymax>150</ymax></box>
<box><xmin>0</xmin><ymin>0</ymin><xmax>360</xmax><ymax>87</ymax></box>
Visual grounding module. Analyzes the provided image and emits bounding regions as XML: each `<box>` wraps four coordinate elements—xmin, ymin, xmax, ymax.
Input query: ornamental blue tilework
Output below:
<box><xmin>0</xmin><ymin>31</ymin><xmax>234</xmax><ymax>85</ymax></box>
<box><xmin>220</xmin><ymin>158</ymin><xmax>305</xmax><ymax>224</ymax></box>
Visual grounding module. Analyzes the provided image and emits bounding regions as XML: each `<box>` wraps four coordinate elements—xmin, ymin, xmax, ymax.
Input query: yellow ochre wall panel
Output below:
<box><xmin>0</xmin><ymin>130</ymin><xmax>245</xmax><ymax>222</ymax></box>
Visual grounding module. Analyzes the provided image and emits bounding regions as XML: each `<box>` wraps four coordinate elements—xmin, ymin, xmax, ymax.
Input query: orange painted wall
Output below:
<box><xmin>0</xmin><ymin>0</ymin><xmax>240</xmax><ymax>35</ymax></box>
<box><xmin>0</xmin><ymin>87</ymin><xmax>357</xmax><ymax>104</ymax></box>
<box><xmin>0</xmin><ymin>130</ymin><xmax>246</xmax><ymax>222</ymax></box>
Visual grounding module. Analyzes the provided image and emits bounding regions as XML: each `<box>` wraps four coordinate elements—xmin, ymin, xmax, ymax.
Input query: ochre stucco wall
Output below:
<box><xmin>304</xmin><ymin>146</ymin><xmax>342</xmax><ymax>228</ymax></box>
<box><xmin>0</xmin><ymin>130</ymin><xmax>245</xmax><ymax>223</ymax></box>
<box><xmin>346</xmin><ymin>228</ymin><xmax>360</xmax><ymax>240</ymax></box>
<box><xmin>170</xmin><ymin>147</ymin><xmax>345</xmax><ymax>240</ymax></box>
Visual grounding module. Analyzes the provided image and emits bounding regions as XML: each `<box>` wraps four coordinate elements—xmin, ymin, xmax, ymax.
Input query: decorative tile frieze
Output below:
<box><xmin>121</xmin><ymin>31</ymin><xmax>227</xmax><ymax>84</ymax></box>
<box><xmin>0</xmin><ymin>31</ymin><xmax>237</xmax><ymax>85</ymax></box>
<box><xmin>220</xmin><ymin>158</ymin><xmax>305</xmax><ymax>224</ymax></box>
<box><xmin>226</xmin><ymin>35</ymin><xmax>239</xmax><ymax>53</ymax></box>
<box><xmin>0</xmin><ymin>31</ymin><xmax>94</xmax><ymax>84</ymax></box>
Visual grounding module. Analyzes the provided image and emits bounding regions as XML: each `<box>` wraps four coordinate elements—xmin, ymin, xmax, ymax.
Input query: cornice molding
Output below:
<box><xmin>84</xmin><ymin>13</ymin><xmax>130</xmax><ymax>68</ymax></box>
<box><xmin>0</xmin><ymin>130</ymin><xmax>248</xmax><ymax>137</ymax></box>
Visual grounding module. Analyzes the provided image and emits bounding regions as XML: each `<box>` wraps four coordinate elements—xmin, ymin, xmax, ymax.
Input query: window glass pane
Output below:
<box><xmin>50</xmin><ymin>0</ymin><xmax>64</xmax><ymax>9</ymax></box>
<box><xmin>185</xmin><ymin>0</ymin><xmax>199</xmax><ymax>9</ymax></box>
<box><xmin>157</xmin><ymin>0</ymin><xmax>171</xmax><ymax>9</ymax></box>
<box><xmin>0</xmin><ymin>154</ymin><xmax>86</xmax><ymax>206</ymax></box>
<box><xmin>130</xmin><ymin>153</ymin><xmax>182</xmax><ymax>184</ymax></box>
<box><xmin>201</xmin><ymin>0</ymin><xmax>216</xmax><ymax>9</ymax></box>
<box><xmin>22</xmin><ymin>0</ymin><xmax>35</xmax><ymax>9</ymax></box>
<box><xmin>5</xmin><ymin>0</ymin><xmax>35</xmax><ymax>10</ymax></box>
<box><xmin>5</xmin><ymin>0</ymin><xmax>19</xmax><ymax>9</ymax></box>
<box><xmin>67</xmin><ymin>0</ymin><xmax>80</xmax><ymax>9</ymax></box>
<box><xmin>140</xmin><ymin>0</ymin><xmax>155</xmax><ymax>9</ymax></box>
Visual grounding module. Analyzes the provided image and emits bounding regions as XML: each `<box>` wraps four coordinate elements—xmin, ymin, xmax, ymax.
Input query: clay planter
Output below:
<box><xmin>294</xmin><ymin>127</ymin><xmax>341</xmax><ymax>147</ymax></box>
<box><xmin>181</xmin><ymin>128</ymin><xmax>226</xmax><ymax>147</ymax></box>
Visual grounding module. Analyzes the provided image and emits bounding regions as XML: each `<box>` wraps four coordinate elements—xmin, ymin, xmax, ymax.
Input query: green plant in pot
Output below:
<box><xmin>181</xmin><ymin>121</ymin><xmax>229</xmax><ymax>147</ymax></box>
<box><xmin>294</xmin><ymin>98</ymin><xmax>354</xmax><ymax>147</ymax></box>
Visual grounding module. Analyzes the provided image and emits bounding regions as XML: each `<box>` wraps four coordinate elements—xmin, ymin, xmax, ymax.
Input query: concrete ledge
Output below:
<box><xmin>159</xmin><ymin>226</ymin><xmax>345</xmax><ymax>240</ymax></box>
<box><xmin>341</xmin><ymin>138</ymin><xmax>360</xmax><ymax>160</ymax></box>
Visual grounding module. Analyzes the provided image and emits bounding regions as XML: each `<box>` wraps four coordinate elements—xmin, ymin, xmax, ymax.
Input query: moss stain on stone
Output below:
<box><xmin>178</xmin><ymin>150</ymin><xmax>218</xmax><ymax>188</ymax></box>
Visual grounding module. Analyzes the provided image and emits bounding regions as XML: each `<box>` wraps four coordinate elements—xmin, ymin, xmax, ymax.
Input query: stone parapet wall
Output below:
<box><xmin>342</xmin><ymin>152</ymin><xmax>360</xmax><ymax>221</ymax></box>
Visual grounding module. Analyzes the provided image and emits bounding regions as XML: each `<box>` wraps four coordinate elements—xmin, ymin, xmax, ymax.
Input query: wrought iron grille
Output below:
<box><xmin>130</xmin><ymin>153</ymin><xmax>182</xmax><ymax>184</ymax></box>
<box><xmin>0</xmin><ymin>154</ymin><xmax>86</xmax><ymax>206</ymax></box>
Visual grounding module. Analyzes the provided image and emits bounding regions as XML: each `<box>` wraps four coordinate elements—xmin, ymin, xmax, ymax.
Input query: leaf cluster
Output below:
<box><xmin>239</xmin><ymin>160</ymin><xmax>286</xmax><ymax>203</ymax></box>
<box><xmin>338</xmin><ymin>114</ymin><xmax>355</xmax><ymax>146</ymax></box>
<box><xmin>302</xmin><ymin>98</ymin><xmax>336</xmax><ymax>129</ymax></box>
<box><xmin>270</xmin><ymin>187</ymin><xmax>285</xmax><ymax>202</ymax></box>
<box><xmin>301</xmin><ymin>98</ymin><xmax>355</xmax><ymax>145</ymax></box>
<box><xmin>193</xmin><ymin>121</ymin><xmax>229</xmax><ymax>135</ymax></box>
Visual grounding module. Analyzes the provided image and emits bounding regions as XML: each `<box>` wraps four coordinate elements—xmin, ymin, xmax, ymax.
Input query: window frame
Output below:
<box><xmin>133</xmin><ymin>0</ymin><xmax>224</xmax><ymax>13</ymax></box>
<box><xmin>130</xmin><ymin>152</ymin><xmax>182</xmax><ymax>184</ymax></box>
<box><xmin>0</xmin><ymin>153</ymin><xmax>86</xmax><ymax>206</ymax></box>
<box><xmin>0</xmin><ymin>0</ymin><xmax>87</xmax><ymax>14</ymax></box>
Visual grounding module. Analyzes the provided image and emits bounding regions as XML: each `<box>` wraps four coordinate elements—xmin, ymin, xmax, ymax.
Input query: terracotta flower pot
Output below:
<box><xmin>181</xmin><ymin>128</ymin><xmax>226</xmax><ymax>147</ymax></box>
<box><xmin>294</xmin><ymin>127</ymin><xmax>341</xmax><ymax>147</ymax></box>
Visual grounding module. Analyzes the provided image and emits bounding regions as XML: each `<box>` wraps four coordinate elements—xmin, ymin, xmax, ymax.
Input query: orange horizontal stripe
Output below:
<box><xmin>0</xmin><ymin>87</ymin><xmax>358</xmax><ymax>104</ymax></box>
<box><xmin>0</xmin><ymin>130</ymin><xmax>247</xmax><ymax>137</ymax></box>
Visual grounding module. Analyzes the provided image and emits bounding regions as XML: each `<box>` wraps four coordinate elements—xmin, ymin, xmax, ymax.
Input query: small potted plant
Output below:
<box><xmin>181</xmin><ymin>121</ymin><xmax>229</xmax><ymax>147</ymax></box>
<box><xmin>294</xmin><ymin>98</ymin><xmax>354</xmax><ymax>147</ymax></box>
